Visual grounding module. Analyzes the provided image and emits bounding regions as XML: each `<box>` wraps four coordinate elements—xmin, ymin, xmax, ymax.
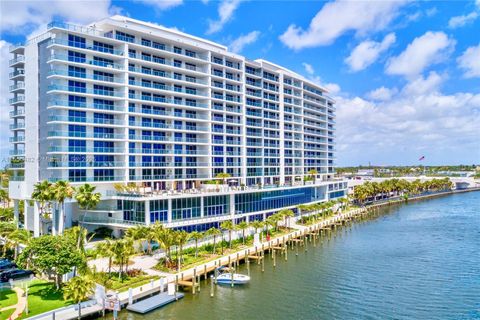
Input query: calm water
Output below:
<box><xmin>119</xmin><ymin>192</ymin><xmax>480</xmax><ymax>320</ymax></box>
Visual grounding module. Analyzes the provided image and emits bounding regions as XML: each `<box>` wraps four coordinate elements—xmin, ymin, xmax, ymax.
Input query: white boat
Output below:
<box><xmin>215</xmin><ymin>267</ymin><xmax>250</xmax><ymax>285</ymax></box>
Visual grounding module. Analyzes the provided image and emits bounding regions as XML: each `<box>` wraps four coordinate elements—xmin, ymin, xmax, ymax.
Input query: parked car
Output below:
<box><xmin>0</xmin><ymin>262</ymin><xmax>17</xmax><ymax>271</ymax></box>
<box><xmin>0</xmin><ymin>269</ymin><xmax>34</xmax><ymax>282</ymax></box>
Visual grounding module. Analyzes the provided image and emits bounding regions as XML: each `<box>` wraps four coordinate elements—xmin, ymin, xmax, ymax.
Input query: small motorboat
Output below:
<box><xmin>215</xmin><ymin>267</ymin><xmax>250</xmax><ymax>285</ymax></box>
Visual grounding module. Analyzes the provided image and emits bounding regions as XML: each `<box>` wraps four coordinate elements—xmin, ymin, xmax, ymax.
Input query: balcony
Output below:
<box><xmin>47</xmin><ymin>99</ymin><xmax>125</xmax><ymax>112</ymax></box>
<box><xmin>9</xmin><ymin>109</ymin><xmax>25</xmax><ymax>117</ymax></box>
<box><xmin>128</xmin><ymin>80</ymin><xmax>208</xmax><ymax>97</ymax></box>
<box><xmin>47</xmin><ymin>38</ymin><xmax>124</xmax><ymax>56</ymax></box>
<box><xmin>48</xmin><ymin>115</ymin><xmax>125</xmax><ymax>126</ymax></box>
<box><xmin>9</xmin><ymin>83</ymin><xmax>25</xmax><ymax>92</ymax></box>
<box><xmin>48</xmin><ymin>54</ymin><xmax>124</xmax><ymax>70</ymax></box>
<box><xmin>48</xmin><ymin>70</ymin><xmax>124</xmax><ymax>84</ymax></box>
<box><xmin>9</xmin><ymin>70</ymin><xmax>25</xmax><ymax>80</ymax></box>
<box><xmin>9</xmin><ymin>150</ymin><xmax>25</xmax><ymax>156</ymax></box>
<box><xmin>128</xmin><ymin>94</ymin><xmax>208</xmax><ymax>108</ymax></box>
<box><xmin>129</xmin><ymin>53</ymin><xmax>208</xmax><ymax>74</ymax></box>
<box><xmin>10</xmin><ymin>123</ymin><xmax>25</xmax><ymax>130</ymax></box>
<box><xmin>48</xmin><ymin>161</ymin><xmax>125</xmax><ymax>168</ymax></box>
<box><xmin>48</xmin><ymin>146</ymin><xmax>125</xmax><ymax>153</ymax></box>
<box><xmin>47</xmin><ymin>131</ymin><xmax>125</xmax><ymax>140</ymax></box>
<box><xmin>9</xmin><ymin>56</ymin><xmax>25</xmax><ymax>67</ymax></box>
<box><xmin>129</xmin><ymin>148</ymin><xmax>209</xmax><ymax>156</ymax></box>
<box><xmin>47</xmin><ymin>85</ymin><xmax>124</xmax><ymax>98</ymax></box>
<box><xmin>9</xmin><ymin>136</ymin><xmax>25</xmax><ymax>143</ymax></box>
<box><xmin>128</xmin><ymin>66</ymin><xmax>208</xmax><ymax>85</ymax></box>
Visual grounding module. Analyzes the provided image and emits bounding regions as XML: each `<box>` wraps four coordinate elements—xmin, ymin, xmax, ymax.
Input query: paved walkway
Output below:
<box><xmin>0</xmin><ymin>287</ymin><xmax>27</xmax><ymax>320</ymax></box>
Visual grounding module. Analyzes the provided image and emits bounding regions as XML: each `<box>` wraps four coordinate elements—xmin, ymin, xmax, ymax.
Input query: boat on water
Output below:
<box><xmin>215</xmin><ymin>267</ymin><xmax>250</xmax><ymax>285</ymax></box>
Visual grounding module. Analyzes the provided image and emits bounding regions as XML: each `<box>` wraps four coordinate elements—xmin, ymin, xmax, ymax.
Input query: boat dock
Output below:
<box><xmin>126</xmin><ymin>292</ymin><xmax>184</xmax><ymax>314</ymax></box>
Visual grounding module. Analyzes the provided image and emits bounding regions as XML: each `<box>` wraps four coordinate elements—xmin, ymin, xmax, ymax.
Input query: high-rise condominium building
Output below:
<box><xmin>8</xmin><ymin>15</ymin><xmax>346</xmax><ymax>237</ymax></box>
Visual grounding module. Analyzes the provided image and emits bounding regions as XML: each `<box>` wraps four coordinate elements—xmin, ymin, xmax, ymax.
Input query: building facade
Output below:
<box><xmin>8</xmin><ymin>15</ymin><xmax>346</xmax><ymax>236</ymax></box>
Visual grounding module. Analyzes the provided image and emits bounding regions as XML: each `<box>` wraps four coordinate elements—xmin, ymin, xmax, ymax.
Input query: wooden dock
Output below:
<box><xmin>126</xmin><ymin>292</ymin><xmax>185</xmax><ymax>314</ymax></box>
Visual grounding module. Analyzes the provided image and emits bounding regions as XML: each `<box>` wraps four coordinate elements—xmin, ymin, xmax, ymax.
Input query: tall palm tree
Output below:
<box><xmin>6</xmin><ymin>228</ymin><xmax>30</xmax><ymax>259</ymax></box>
<box><xmin>250</xmin><ymin>220</ymin><xmax>264</xmax><ymax>234</ymax></box>
<box><xmin>63</xmin><ymin>275</ymin><xmax>95</xmax><ymax>320</ymax></box>
<box><xmin>31</xmin><ymin>180</ymin><xmax>54</xmax><ymax>232</ymax></box>
<box><xmin>278</xmin><ymin>209</ymin><xmax>294</xmax><ymax>228</ymax></box>
<box><xmin>153</xmin><ymin>225</ymin><xmax>175</xmax><ymax>268</ymax></box>
<box><xmin>220</xmin><ymin>220</ymin><xmax>235</xmax><ymax>248</ymax></box>
<box><xmin>52</xmin><ymin>180</ymin><xmax>75</xmax><ymax>234</ymax></box>
<box><xmin>174</xmin><ymin>230</ymin><xmax>190</xmax><ymax>271</ymax></box>
<box><xmin>125</xmin><ymin>225</ymin><xmax>149</xmax><ymax>253</ymax></box>
<box><xmin>96</xmin><ymin>239</ymin><xmax>114</xmax><ymax>274</ymax></box>
<box><xmin>215</xmin><ymin>172</ymin><xmax>231</xmax><ymax>185</ymax></box>
<box><xmin>0</xmin><ymin>189</ymin><xmax>9</xmax><ymax>208</ymax></box>
<box><xmin>0</xmin><ymin>221</ymin><xmax>16</xmax><ymax>257</ymax></box>
<box><xmin>189</xmin><ymin>231</ymin><xmax>204</xmax><ymax>257</ymax></box>
<box><xmin>236</xmin><ymin>221</ymin><xmax>249</xmax><ymax>244</ymax></box>
<box><xmin>111</xmin><ymin>238</ymin><xmax>134</xmax><ymax>279</ymax></box>
<box><xmin>206</xmin><ymin>227</ymin><xmax>221</xmax><ymax>254</ymax></box>
<box><xmin>75</xmin><ymin>184</ymin><xmax>101</xmax><ymax>223</ymax></box>
<box><xmin>307</xmin><ymin>169</ymin><xmax>318</xmax><ymax>184</ymax></box>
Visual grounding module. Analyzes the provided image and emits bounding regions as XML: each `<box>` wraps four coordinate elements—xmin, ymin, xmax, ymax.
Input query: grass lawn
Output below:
<box><xmin>17</xmin><ymin>280</ymin><xmax>71</xmax><ymax>320</ymax></box>
<box><xmin>0</xmin><ymin>288</ymin><xmax>18</xmax><ymax>320</ymax></box>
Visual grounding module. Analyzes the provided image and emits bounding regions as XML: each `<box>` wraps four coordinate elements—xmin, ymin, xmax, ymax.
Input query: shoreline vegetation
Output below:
<box><xmin>0</xmin><ymin>179</ymin><xmax>478</xmax><ymax>319</ymax></box>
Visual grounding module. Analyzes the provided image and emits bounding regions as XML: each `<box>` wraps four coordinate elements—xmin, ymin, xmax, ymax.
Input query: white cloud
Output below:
<box><xmin>0</xmin><ymin>0</ymin><xmax>116</xmax><ymax>34</ymax></box>
<box><xmin>366</xmin><ymin>86</ymin><xmax>397</xmax><ymax>101</ymax></box>
<box><xmin>402</xmin><ymin>71</ymin><xmax>444</xmax><ymax>96</ymax></box>
<box><xmin>324</xmin><ymin>83</ymin><xmax>341</xmax><ymax>95</ymax></box>
<box><xmin>448</xmin><ymin>12</ymin><xmax>478</xmax><ymax>29</ymax></box>
<box><xmin>0</xmin><ymin>41</ymin><xmax>12</xmax><ymax>163</ymax></box>
<box><xmin>206</xmin><ymin>0</ymin><xmax>242</xmax><ymax>34</ymax></box>
<box><xmin>335</xmin><ymin>76</ymin><xmax>480</xmax><ymax>165</ymax></box>
<box><xmin>302</xmin><ymin>62</ymin><xmax>315</xmax><ymax>75</ymax></box>
<box><xmin>135</xmin><ymin>0</ymin><xmax>183</xmax><ymax>10</ymax></box>
<box><xmin>426</xmin><ymin>7</ymin><xmax>438</xmax><ymax>17</ymax></box>
<box><xmin>345</xmin><ymin>33</ymin><xmax>396</xmax><ymax>72</ymax></box>
<box><xmin>229</xmin><ymin>31</ymin><xmax>260</xmax><ymax>53</ymax></box>
<box><xmin>279</xmin><ymin>0</ymin><xmax>406</xmax><ymax>50</ymax></box>
<box><xmin>457</xmin><ymin>43</ymin><xmax>480</xmax><ymax>78</ymax></box>
<box><xmin>386</xmin><ymin>31</ymin><xmax>455</xmax><ymax>78</ymax></box>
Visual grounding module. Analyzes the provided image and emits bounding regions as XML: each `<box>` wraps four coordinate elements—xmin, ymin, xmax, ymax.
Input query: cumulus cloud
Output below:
<box><xmin>229</xmin><ymin>31</ymin><xmax>260</xmax><ymax>53</ymax></box>
<box><xmin>279</xmin><ymin>0</ymin><xmax>406</xmax><ymax>50</ymax></box>
<box><xmin>386</xmin><ymin>31</ymin><xmax>455</xmax><ymax>78</ymax></box>
<box><xmin>345</xmin><ymin>33</ymin><xmax>396</xmax><ymax>72</ymax></box>
<box><xmin>206</xmin><ymin>0</ymin><xmax>242</xmax><ymax>34</ymax></box>
<box><xmin>135</xmin><ymin>0</ymin><xmax>183</xmax><ymax>10</ymax></box>
<box><xmin>366</xmin><ymin>86</ymin><xmax>398</xmax><ymax>101</ymax></box>
<box><xmin>302</xmin><ymin>62</ymin><xmax>315</xmax><ymax>75</ymax></box>
<box><xmin>324</xmin><ymin>83</ymin><xmax>341</xmax><ymax>95</ymax></box>
<box><xmin>448</xmin><ymin>12</ymin><xmax>478</xmax><ymax>28</ymax></box>
<box><xmin>335</xmin><ymin>77</ymin><xmax>480</xmax><ymax>165</ymax></box>
<box><xmin>0</xmin><ymin>0</ymin><xmax>116</xmax><ymax>34</ymax></box>
<box><xmin>457</xmin><ymin>43</ymin><xmax>480</xmax><ymax>78</ymax></box>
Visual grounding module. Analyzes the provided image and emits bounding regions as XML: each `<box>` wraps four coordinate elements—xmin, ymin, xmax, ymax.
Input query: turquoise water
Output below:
<box><xmin>119</xmin><ymin>192</ymin><xmax>480</xmax><ymax>320</ymax></box>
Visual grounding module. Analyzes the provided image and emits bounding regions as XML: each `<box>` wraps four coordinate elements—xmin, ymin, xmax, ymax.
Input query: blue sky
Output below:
<box><xmin>1</xmin><ymin>0</ymin><xmax>479</xmax><ymax>166</ymax></box>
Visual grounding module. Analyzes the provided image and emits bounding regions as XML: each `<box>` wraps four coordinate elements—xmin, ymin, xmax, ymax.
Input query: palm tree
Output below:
<box><xmin>96</xmin><ymin>239</ymin><xmax>114</xmax><ymax>275</ymax></box>
<box><xmin>215</xmin><ymin>172</ymin><xmax>232</xmax><ymax>185</ymax></box>
<box><xmin>250</xmin><ymin>220</ymin><xmax>264</xmax><ymax>234</ymax></box>
<box><xmin>0</xmin><ymin>221</ymin><xmax>16</xmax><ymax>257</ymax></box>
<box><xmin>75</xmin><ymin>184</ymin><xmax>101</xmax><ymax>223</ymax></box>
<box><xmin>125</xmin><ymin>225</ymin><xmax>150</xmax><ymax>253</ymax></box>
<box><xmin>152</xmin><ymin>225</ymin><xmax>175</xmax><ymax>268</ymax></box>
<box><xmin>6</xmin><ymin>228</ymin><xmax>30</xmax><ymax>259</ymax></box>
<box><xmin>63</xmin><ymin>275</ymin><xmax>95</xmax><ymax>320</ymax></box>
<box><xmin>31</xmin><ymin>180</ymin><xmax>53</xmax><ymax>232</ymax></box>
<box><xmin>174</xmin><ymin>230</ymin><xmax>190</xmax><ymax>271</ymax></box>
<box><xmin>0</xmin><ymin>189</ymin><xmax>9</xmax><ymax>208</ymax></box>
<box><xmin>189</xmin><ymin>231</ymin><xmax>204</xmax><ymax>257</ymax></box>
<box><xmin>307</xmin><ymin>169</ymin><xmax>318</xmax><ymax>184</ymax></box>
<box><xmin>236</xmin><ymin>221</ymin><xmax>249</xmax><ymax>245</ymax></box>
<box><xmin>52</xmin><ymin>180</ymin><xmax>75</xmax><ymax>234</ymax></box>
<box><xmin>111</xmin><ymin>238</ymin><xmax>134</xmax><ymax>279</ymax></box>
<box><xmin>278</xmin><ymin>209</ymin><xmax>294</xmax><ymax>228</ymax></box>
<box><xmin>220</xmin><ymin>220</ymin><xmax>235</xmax><ymax>249</ymax></box>
<box><xmin>206</xmin><ymin>227</ymin><xmax>221</xmax><ymax>254</ymax></box>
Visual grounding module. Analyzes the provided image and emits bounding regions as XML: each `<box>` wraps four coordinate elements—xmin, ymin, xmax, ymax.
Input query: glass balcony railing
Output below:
<box><xmin>48</xmin><ymin>161</ymin><xmax>125</xmax><ymax>168</ymax></box>
<box><xmin>48</xmin><ymin>131</ymin><xmax>125</xmax><ymax>139</ymax></box>
<box><xmin>48</xmin><ymin>70</ymin><xmax>124</xmax><ymax>83</ymax></box>
<box><xmin>47</xmin><ymin>38</ymin><xmax>124</xmax><ymax>56</ymax></box>
<box><xmin>48</xmin><ymin>54</ymin><xmax>124</xmax><ymax>70</ymax></box>
<box><xmin>127</xmin><ymin>66</ymin><xmax>208</xmax><ymax>85</ymax></box>
<box><xmin>129</xmin><ymin>148</ymin><xmax>208</xmax><ymax>155</ymax></box>
<box><xmin>48</xmin><ymin>85</ymin><xmax>124</xmax><ymax>97</ymax></box>
<box><xmin>10</xmin><ymin>123</ymin><xmax>25</xmax><ymax>130</ymax></box>
<box><xmin>47</xmin><ymin>99</ymin><xmax>125</xmax><ymax>112</ymax></box>
<box><xmin>48</xmin><ymin>146</ymin><xmax>124</xmax><ymax>153</ymax></box>
<box><xmin>48</xmin><ymin>115</ymin><xmax>124</xmax><ymax>125</ymax></box>
<box><xmin>9</xmin><ymin>136</ymin><xmax>25</xmax><ymax>142</ymax></box>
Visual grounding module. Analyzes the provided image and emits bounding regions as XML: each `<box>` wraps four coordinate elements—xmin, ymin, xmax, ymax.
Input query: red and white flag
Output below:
<box><xmin>418</xmin><ymin>155</ymin><xmax>425</xmax><ymax>161</ymax></box>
